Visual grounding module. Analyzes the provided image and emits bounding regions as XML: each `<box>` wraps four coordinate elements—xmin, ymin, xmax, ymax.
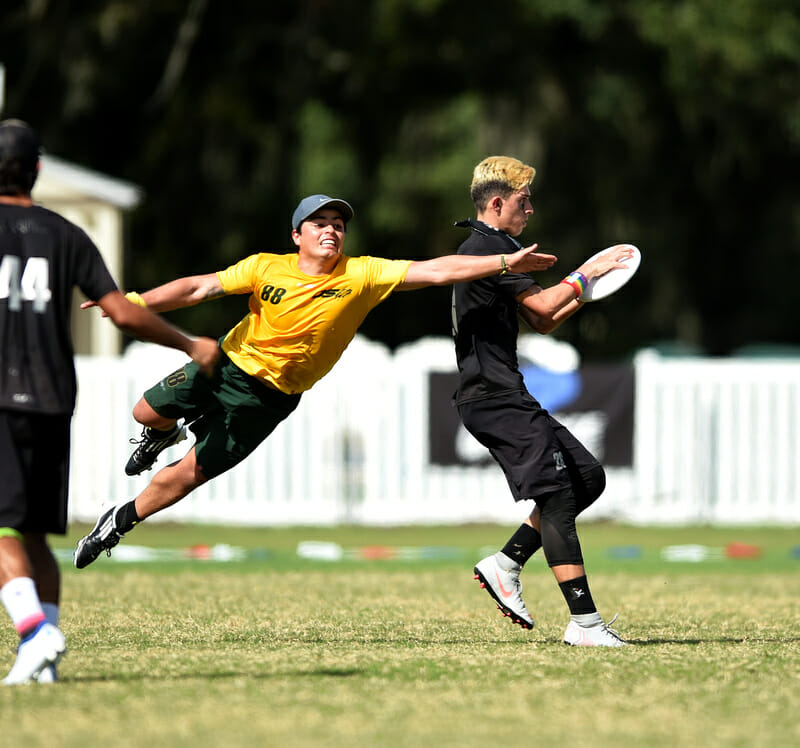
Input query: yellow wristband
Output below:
<box><xmin>500</xmin><ymin>255</ymin><xmax>508</xmax><ymax>274</ymax></box>
<box><xmin>125</xmin><ymin>291</ymin><xmax>147</xmax><ymax>308</ymax></box>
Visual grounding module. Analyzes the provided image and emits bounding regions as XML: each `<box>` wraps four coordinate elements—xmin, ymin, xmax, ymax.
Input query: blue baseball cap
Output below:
<box><xmin>291</xmin><ymin>194</ymin><xmax>354</xmax><ymax>230</ymax></box>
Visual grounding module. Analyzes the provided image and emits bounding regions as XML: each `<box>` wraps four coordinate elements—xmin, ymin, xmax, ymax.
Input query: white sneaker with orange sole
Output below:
<box><xmin>473</xmin><ymin>553</ymin><xmax>534</xmax><ymax>629</ymax></box>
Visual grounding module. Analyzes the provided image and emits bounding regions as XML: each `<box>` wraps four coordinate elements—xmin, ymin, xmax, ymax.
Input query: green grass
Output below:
<box><xmin>2</xmin><ymin>523</ymin><xmax>799</xmax><ymax>747</ymax></box>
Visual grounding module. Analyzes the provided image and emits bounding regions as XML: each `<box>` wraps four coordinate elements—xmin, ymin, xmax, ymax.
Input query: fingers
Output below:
<box><xmin>522</xmin><ymin>244</ymin><xmax>557</xmax><ymax>264</ymax></box>
<box><xmin>80</xmin><ymin>299</ymin><xmax>112</xmax><ymax>317</ymax></box>
<box><xmin>80</xmin><ymin>299</ymin><xmax>110</xmax><ymax>317</ymax></box>
<box><xmin>587</xmin><ymin>246</ymin><xmax>634</xmax><ymax>277</ymax></box>
<box><xmin>514</xmin><ymin>257</ymin><xmax>557</xmax><ymax>274</ymax></box>
<box><xmin>534</xmin><ymin>253</ymin><xmax>558</xmax><ymax>268</ymax></box>
<box><xmin>606</xmin><ymin>245</ymin><xmax>635</xmax><ymax>263</ymax></box>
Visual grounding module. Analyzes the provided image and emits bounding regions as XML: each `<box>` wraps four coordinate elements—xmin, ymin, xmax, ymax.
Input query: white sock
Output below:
<box><xmin>0</xmin><ymin>577</ymin><xmax>46</xmax><ymax>636</ymax></box>
<box><xmin>572</xmin><ymin>611</ymin><xmax>603</xmax><ymax>627</ymax></box>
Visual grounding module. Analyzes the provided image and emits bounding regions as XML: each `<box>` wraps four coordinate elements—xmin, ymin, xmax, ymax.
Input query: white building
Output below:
<box><xmin>32</xmin><ymin>154</ymin><xmax>142</xmax><ymax>355</ymax></box>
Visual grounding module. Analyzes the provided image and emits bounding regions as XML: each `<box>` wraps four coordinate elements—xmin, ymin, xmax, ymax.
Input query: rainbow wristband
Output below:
<box><xmin>560</xmin><ymin>271</ymin><xmax>588</xmax><ymax>299</ymax></box>
<box><xmin>125</xmin><ymin>291</ymin><xmax>147</xmax><ymax>307</ymax></box>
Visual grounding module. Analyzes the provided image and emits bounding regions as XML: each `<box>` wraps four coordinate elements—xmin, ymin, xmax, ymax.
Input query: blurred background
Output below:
<box><xmin>2</xmin><ymin>0</ymin><xmax>799</xmax><ymax>360</ymax></box>
<box><xmin>3</xmin><ymin>1</ymin><xmax>800</xmax><ymax>526</ymax></box>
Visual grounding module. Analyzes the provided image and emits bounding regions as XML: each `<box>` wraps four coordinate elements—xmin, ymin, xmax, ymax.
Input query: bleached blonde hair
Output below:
<box><xmin>470</xmin><ymin>156</ymin><xmax>536</xmax><ymax>211</ymax></box>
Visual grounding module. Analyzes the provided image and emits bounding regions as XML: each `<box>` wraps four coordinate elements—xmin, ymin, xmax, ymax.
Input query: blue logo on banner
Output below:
<box><xmin>520</xmin><ymin>366</ymin><xmax>582</xmax><ymax>412</ymax></box>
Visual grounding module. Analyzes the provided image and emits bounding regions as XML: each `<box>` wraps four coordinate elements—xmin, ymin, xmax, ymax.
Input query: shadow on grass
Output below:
<box><xmin>65</xmin><ymin>666</ymin><xmax>365</xmax><ymax>684</ymax></box>
<box><xmin>622</xmin><ymin>636</ymin><xmax>800</xmax><ymax>645</ymax></box>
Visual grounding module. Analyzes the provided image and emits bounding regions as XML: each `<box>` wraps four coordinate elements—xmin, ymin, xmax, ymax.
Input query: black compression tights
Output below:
<box><xmin>539</xmin><ymin>464</ymin><xmax>606</xmax><ymax>567</ymax></box>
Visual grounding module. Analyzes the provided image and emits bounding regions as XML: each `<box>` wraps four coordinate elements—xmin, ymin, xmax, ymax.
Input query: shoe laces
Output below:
<box><xmin>129</xmin><ymin>425</ymin><xmax>177</xmax><ymax>447</ymax></box>
<box><xmin>602</xmin><ymin>613</ymin><xmax>623</xmax><ymax>641</ymax></box>
<box><xmin>101</xmin><ymin>529</ymin><xmax>123</xmax><ymax>558</ymax></box>
<box><xmin>129</xmin><ymin>427</ymin><xmax>150</xmax><ymax>446</ymax></box>
<box><xmin>500</xmin><ymin>563</ymin><xmax>524</xmax><ymax>594</ymax></box>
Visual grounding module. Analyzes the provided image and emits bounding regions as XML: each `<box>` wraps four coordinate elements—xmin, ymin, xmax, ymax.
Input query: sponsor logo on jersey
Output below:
<box><xmin>312</xmin><ymin>288</ymin><xmax>352</xmax><ymax>300</ymax></box>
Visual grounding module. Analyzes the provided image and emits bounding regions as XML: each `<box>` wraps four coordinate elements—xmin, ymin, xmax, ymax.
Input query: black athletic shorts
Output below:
<box><xmin>457</xmin><ymin>389</ymin><xmax>601</xmax><ymax>503</ymax></box>
<box><xmin>0</xmin><ymin>411</ymin><xmax>71</xmax><ymax>534</ymax></box>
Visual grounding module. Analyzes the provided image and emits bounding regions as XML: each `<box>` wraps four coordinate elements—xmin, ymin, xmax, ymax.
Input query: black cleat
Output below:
<box><xmin>125</xmin><ymin>424</ymin><xmax>187</xmax><ymax>476</ymax></box>
<box><xmin>74</xmin><ymin>506</ymin><xmax>125</xmax><ymax>569</ymax></box>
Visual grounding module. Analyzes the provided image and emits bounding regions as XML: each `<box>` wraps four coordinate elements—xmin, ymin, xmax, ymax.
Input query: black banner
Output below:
<box><xmin>428</xmin><ymin>364</ymin><xmax>635</xmax><ymax>467</ymax></box>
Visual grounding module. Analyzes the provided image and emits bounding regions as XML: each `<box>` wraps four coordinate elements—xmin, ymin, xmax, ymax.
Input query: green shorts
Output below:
<box><xmin>142</xmin><ymin>354</ymin><xmax>301</xmax><ymax>479</ymax></box>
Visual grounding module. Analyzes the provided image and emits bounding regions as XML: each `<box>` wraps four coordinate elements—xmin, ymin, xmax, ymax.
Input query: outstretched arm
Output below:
<box><xmin>94</xmin><ymin>290</ymin><xmax>220</xmax><ymax>374</ymax></box>
<box><xmin>398</xmin><ymin>244</ymin><xmax>557</xmax><ymax>290</ymax></box>
<box><xmin>125</xmin><ymin>272</ymin><xmax>225</xmax><ymax>312</ymax></box>
<box><xmin>81</xmin><ymin>272</ymin><xmax>225</xmax><ymax>314</ymax></box>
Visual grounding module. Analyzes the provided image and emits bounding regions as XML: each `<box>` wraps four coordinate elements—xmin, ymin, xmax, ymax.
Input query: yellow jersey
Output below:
<box><xmin>217</xmin><ymin>252</ymin><xmax>411</xmax><ymax>394</ymax></box>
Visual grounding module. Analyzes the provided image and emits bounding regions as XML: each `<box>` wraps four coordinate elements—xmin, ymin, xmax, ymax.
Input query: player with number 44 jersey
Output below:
<box><xmin>0</xmin><ymin>119</ymin><xmax>219</xmax><ymax>685</ymax></box>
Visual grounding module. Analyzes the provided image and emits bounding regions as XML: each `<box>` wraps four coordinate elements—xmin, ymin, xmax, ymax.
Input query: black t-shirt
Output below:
<box><xmin>452</xmin><ymin>219</ymin><xmax>537</xmax><ymax>404</ymax></box>
<box><xmin>0</xmin><ymin>203</ymin><xmax>118</xmax><ymax>414</ymax></box>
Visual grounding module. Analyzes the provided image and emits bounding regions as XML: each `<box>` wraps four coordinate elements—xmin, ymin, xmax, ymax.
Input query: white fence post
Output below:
<box><xmin>631</xmin><ymin>351</ymin><xmax>800</xmax><ymax>525</ymax></box>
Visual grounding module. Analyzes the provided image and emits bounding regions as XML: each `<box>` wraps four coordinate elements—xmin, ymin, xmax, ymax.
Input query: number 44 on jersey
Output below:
<box><xmin>0</xmin><ymin>255</ymin><xmax>52</xmax><ymax>312</ymax></box>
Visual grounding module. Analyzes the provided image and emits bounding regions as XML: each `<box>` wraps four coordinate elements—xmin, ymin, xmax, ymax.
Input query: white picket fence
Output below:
<box><xmin>631</xmin><ymin>351</ymin><xmax>800</xmax><ymax>525</ymax></box>
<box><xmin>67</xmin><ymin>338</ymin><xmax>800</xmax><ymax>527</ymax></box>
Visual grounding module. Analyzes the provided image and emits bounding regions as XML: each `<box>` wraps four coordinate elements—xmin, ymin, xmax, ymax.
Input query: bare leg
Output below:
<box><xmin>23</xmin><ymin>535</ymin><xmax>59</xmax><ymax>604</ymax></box>
<box><xmin>132</xmin><ymin>397</ymin><xmax>177</xmax><ymax>431</ymax></box>
<box><xmin>133</xmin><ymin>447</ymin><xmax>209</xmax><ymax>520</ymax></box>
<box><xmin>74</xmin><ymin>443</ymin><xmax>210</xmax><ymax>571</ymax></box>
<box><xmin>0</xmin><ymin>536</ymin><xmax>33</xmax><ymax>587</ymax></box>
<box><xmin>524</xmin><ymin>504</ymin><xmax>541</xmax><ymax>530</ymax></box>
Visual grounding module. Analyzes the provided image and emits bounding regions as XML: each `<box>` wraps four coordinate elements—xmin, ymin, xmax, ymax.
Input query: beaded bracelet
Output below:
<box><xmin>125</xmin><ymin>291</ymin><xmax>147</xmax><ymax>307</ymax></box>
<box><xmin>560</xmin><ymin>271</ymin><xmax>588</xmax><ymax>298</ymax></box>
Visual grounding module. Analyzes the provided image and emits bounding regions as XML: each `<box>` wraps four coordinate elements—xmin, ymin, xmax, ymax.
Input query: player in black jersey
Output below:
<box><xmin>0</xmin><ymin>119</ymin><xmax>220</xmax><ymax>684</ymax></box>
<box><xmin>452</xmin><ymin>156</ymin><xmax>632</xmax><ymax>646</ymax></box>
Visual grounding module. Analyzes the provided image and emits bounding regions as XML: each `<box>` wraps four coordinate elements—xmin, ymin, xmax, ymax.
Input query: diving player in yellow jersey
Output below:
<box><xmin>74</xmin><ymin>194</ymin><xmax>557</xmax><ymax>568</ymax></box>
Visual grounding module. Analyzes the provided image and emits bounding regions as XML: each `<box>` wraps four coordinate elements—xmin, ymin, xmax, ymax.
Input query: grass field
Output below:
<box><xmin>2</xmin><ymin>522</ymin><xmax>798</xmax><ymax>747</ymax></box>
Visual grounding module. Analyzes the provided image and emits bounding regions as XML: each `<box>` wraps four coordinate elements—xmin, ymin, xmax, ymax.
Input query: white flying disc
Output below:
<box><xmin>579</xmin><ymin>244</ymin><xmax>641</xmax><ymax>301</ymax></box>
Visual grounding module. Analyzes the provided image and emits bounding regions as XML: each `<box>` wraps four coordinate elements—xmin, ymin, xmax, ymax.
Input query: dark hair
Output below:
<box><xmin>470</xmin><ymin>179</ymin><xmax>515</xmax><ymax>213</ymax></box>
<box><xmin>0</xmin><ymin>119</ymin><xmax>41</xmax><ymax>196</ymax></box>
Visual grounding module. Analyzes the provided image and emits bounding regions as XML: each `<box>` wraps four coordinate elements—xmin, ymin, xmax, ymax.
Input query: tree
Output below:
<box><xmin>2</xmin><ymin>0</ymin><xmax>798</xmax><ymax>356</ymax></box>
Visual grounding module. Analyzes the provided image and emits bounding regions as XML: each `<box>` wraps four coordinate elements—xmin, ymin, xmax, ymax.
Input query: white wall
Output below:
<box><xmin>33</xmin><ymin>154</ymin><xmax>141</xmax><ymax>355</ymax></box>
